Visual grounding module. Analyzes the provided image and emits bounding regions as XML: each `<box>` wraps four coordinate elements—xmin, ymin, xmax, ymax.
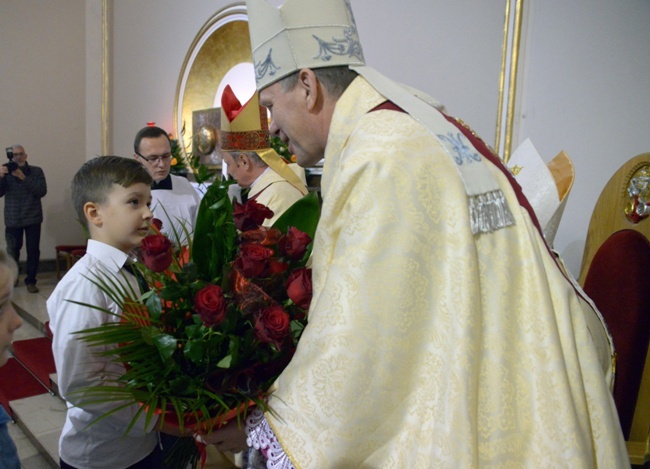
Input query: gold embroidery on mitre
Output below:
<box><xmin>222</xmin><ymin>130</ymin><xmax>270</xmax><ymax>152</ymax></box>
<box><xmin>247</xmin><ymin>0</ymin><xmax>366</xmax><ymax>89</ymax></box>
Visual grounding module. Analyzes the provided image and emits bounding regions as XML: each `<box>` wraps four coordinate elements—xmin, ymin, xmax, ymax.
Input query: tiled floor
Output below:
<box><xmin>12</xmin><ymin>271</ymin><xmax>55</xmax><ymax>336</ymax></box>
<box><xmin>9</xmin><ymin>270</ymin><xmax>61</xmax><ymax>468</ymax></box>
<box><xmin>10</xmin><ymin>394</ymin><xmax>64</xmax><ymax>468</ymax></box>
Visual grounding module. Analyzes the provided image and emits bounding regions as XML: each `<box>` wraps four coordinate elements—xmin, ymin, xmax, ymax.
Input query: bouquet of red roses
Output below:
<box><xmin>74</xmin><ymin>179</ymin><xmax>319</xmax><ymax>467</ymax></box>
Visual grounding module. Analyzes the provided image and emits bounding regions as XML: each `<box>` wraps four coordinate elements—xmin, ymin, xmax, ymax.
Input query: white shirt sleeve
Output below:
<box><xmin>48</xmin><ymin>256</ymin><xmax>155</xmax><ymax>436</ymax></box>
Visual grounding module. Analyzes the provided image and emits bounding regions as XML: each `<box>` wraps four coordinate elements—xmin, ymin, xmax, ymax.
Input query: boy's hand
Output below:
<box><xmin>194</xmin><ymin>418</ymin><xmax>248</xmax><ymax>453</ymax></box>
<box><xmin>156</xmin><ymin>416</ymin><xmax>195</xmax><ymax>437</ymax></box>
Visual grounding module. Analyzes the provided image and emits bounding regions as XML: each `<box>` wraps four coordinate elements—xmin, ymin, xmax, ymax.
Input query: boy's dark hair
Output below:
<box><xmin>133</xmin><ymin>126</ymin><xmax>171</xmax><ymax>155</ymax></box>
<box><xmin>72</xmin><ymin>156</ymin><xmax>152</xmax><ymax>229</ymax></box>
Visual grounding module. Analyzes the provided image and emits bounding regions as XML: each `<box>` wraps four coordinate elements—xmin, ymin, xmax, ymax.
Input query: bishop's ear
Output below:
<box><xmin>298</xmin><ymin>68</ymin><xmax>320</xmax><ymax>112</ymax></box>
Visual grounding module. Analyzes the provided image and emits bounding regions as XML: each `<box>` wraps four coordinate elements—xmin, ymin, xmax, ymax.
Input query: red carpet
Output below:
<box><xmin>11</xmin><ymin>337</ymin><xmax>57</xmax><ymax>391</ymax></box>
<box><xmin>0</xmin><ymin>357</ymin><xmax>49</xmax><ymax>417</ymax></box>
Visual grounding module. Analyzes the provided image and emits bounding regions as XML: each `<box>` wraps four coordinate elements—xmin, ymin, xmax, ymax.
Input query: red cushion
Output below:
<box><xmin>0</xmin><ymin>358</ymin><xmax>49</xmax><ymax>417</ymax></box>
<box><xmin>583</xmin><ymin>229</ymin><xmax>650</xmax><ymax>439</ymax></box>
<box><xmin>55</xmin><ymin>245</ymin><xmax>86</xmax><ymax>253</ymax></box>
<box><xmin>11</xmin><ymin>337</ymin><xmax>56</xmax><ymax>391</ymax></box>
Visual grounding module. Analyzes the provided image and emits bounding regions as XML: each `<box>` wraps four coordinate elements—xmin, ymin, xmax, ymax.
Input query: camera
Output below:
<box><xmin>4</xmin><ymin>147</ymin><xmax>18</xmax><ymax>173</ymax></box>
<box><xmin>5</xmin><ymin>161</ymin><xmax>19</xmax><ymax>173</ymax></box>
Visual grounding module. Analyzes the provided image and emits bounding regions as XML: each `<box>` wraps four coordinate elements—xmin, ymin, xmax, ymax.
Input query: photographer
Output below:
<box><xmin>0</xmin><ymin>145</ymin><xmax>47</xmax><ymax>293</ymax></box>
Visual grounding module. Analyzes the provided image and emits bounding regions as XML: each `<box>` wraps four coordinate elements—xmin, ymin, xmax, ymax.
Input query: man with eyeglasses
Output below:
<box><xmin>134</xmin><ymin>126</ymin><xmax>202</xmax><ymax>244</ymax></box>
<box><xmin>0</xmin><ymin>144</ymin><xmax>47</xmax><ymax>293</ymax></box>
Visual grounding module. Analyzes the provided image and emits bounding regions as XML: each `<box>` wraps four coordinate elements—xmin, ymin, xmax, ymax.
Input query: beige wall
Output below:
<box><xmin>107</xmin><ymin>0</ymin><xmax>504</xmax><ymax>160</ymax></box>
<box><xmin>0</xmin><ymin>0</ymin><xmax>88</xmax><ymax>265</ymax></box>
<box><xmin>518</xmin><ymin>0</ymin><xmax>650</xmax><ymax>273</ymax></box>
<box><xmin>1</xmin><ymin>0</ymin><xmax>649</xmax><ymax>277</ymax></box>
<box><xmin>104</xmin><ymin>0</ymin><xmax>650</xmax><ymax>277</ymax></box>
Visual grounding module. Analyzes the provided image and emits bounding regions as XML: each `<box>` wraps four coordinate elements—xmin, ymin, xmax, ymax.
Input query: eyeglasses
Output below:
<box><xmin>137</xmin><ymin>152</ymin><xmax>172</xmax><ymax>164</ymax></box>
<box><xmin>12</xmin><ymin>152</ymin><xmax>25</xmax><ymax>157</ymax></box>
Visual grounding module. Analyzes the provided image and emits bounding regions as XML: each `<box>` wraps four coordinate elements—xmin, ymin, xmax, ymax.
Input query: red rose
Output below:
<box><xmin>286</xmin><ymin>267</ymin><xmax>312</xmax><ymax>310</ymax></box>
<box><xmin>194</xmin><ymin>284</ymin><xmax>227</xmax><ymax>327</ymax></box>
<box><xmin>151</xmin><ymin>218</ymin><xmax>163</xmax><ymax>232</ymax></box>
<box><xmin>233</xmin><ymin>199</ymin><xmax>274</xmax><ymax>232</ymax></box>
<box><xmin>139</xmin><ymin>234</ymin><xmax>173</xmax><ymax>272</ymax></box>
<box><xmin>234</xmin><ymin>244</ymin><xmax>275</xmax><ymax>278</ymax></box>
<box><xmin>269</xmin><ymin>260</ymin><xmax>289</xmax><ymax>274</ymax></box>
<box><xmin>279</xmin><ymin>227</ymin><xmax>312</xmax><ymax>260</ymax></box>
<box><xmin>239</xmin><ymin>227</ymin><xmax>283</xmax><ymax>246</ymax></box>
<box><xmin>254</xmin><ymin>305</ymin><xmax>290</xmax><ymax>349</ymax></box>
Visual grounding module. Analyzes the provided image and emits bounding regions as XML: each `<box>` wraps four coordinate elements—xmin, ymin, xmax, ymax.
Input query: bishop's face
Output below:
<box><xmin>260</xmin><ymin>81</ymin><xmax>326</xmax><ymax>168</ymax></box>
<box><xmin>223</xmin><ymin>151</ymin><xmax>256</xmax><ymax>189</ymax></box>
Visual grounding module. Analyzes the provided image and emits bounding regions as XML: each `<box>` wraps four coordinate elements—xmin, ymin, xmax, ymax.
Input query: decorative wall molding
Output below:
<box><xmin>101</xmin><ymin>0</ymin><xmax>111</xmax><ymax>155</ymax></box>
<box><xmin>495</xmin><ymin>0</ymin><xmax>525</xmax><ymax>163</ymax></box>
<box><xmin>174</xmin><ymin>3</ymin><xmax>251</xmax><ymax>159</ymax></box>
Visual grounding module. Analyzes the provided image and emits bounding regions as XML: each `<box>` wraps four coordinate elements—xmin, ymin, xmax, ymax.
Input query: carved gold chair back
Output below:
<box><xmin>579</xmin><ymin>151</ymin><xmax>650</xmax><ymax>465</ymax></box>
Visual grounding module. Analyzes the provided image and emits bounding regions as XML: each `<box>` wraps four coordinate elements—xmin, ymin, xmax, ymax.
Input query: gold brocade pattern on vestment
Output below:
<box><xmin>265</xmin><ymin>78</ymin><xmax>627</xmax><ymax>468</ymax></box>
<box><xmin>250</xmin><ymin>168</ymin><xmax>306</xmax><ymax>227</ymax></box>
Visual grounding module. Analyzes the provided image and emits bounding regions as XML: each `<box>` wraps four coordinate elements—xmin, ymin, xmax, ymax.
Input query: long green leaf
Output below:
<box><xmin>272</xmin><ymin>190</ymin><xmax>320</xmax><ymax>239</ymax></box>
<box><xmin>192</xmin><ymin>180</ymin><xmax>236</xmax><ymax>281</ymax></box>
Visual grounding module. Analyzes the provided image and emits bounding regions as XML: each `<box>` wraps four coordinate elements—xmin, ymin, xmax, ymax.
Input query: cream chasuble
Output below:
<box><xmin>249</xmin><ymin>165</ymin><xmax>308</xmax><ymax>227</ymax></box>
<box><xmin>264</xmin><ymin>77</ymin><xmax>627</xmax><ymax>468</ymax></box>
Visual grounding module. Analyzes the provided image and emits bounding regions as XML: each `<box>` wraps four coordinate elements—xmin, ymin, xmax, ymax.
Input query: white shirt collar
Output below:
<box><xmin>86</xmin><ymin>239</ymin><xmax>130</xmax><ymax>273</ymax></box>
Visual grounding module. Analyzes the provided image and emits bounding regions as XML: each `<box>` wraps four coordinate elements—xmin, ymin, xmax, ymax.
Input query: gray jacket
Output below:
<box><xmin>0</xmin><ymin>163</ymin><xmax>47</xmax><ymax>227</ymax></box>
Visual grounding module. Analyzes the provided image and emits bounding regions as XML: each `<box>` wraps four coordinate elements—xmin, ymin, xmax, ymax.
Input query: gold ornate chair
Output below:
<box><xmin>579</xmin><ymin>152</ymin><xmax>650</xmax><ymax>466</ymax></box>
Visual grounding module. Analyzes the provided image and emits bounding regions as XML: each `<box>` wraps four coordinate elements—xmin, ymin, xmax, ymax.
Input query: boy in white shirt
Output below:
<box><xmin>48</xmin><ymin>156</ymin><xmax>184</xmax><ymax>469</ymax></box>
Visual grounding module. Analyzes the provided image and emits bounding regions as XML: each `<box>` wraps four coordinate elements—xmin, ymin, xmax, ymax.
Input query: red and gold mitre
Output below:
<box><xmin>220</xmin><ymin>84</ymin><xmax>307</xmax><ymax>195</ymax></box>
<box><xmin>220</xmin><ymin>85</ymin><xmax>271</xmax><ymax>152</ymax></box>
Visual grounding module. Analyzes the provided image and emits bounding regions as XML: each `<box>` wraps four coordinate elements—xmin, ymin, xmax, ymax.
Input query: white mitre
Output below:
<box><xmin>247</xmin><ymin>0</ymin><xmax>366</xmax><ymax>89</ymax></box>
<box><xmin>245</xmin><ymin>0</ymin><xmax>515</xmax><ymax>235</ymax></box>
<box><xmin>508</xmin><ymin>139</ymin><xmax>574</xmax><ymax>246</ymax></box>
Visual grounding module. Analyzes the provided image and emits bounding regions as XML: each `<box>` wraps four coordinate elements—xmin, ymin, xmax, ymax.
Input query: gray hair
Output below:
<box><xmin>279</xmin><ymin>66</ymin><xmax>358</xmax><ymax>99</ymax></box>
<box><xmin>241</xmin><ymin>151</ymin><xmax>267</xmax><ymax>168</ymax></box>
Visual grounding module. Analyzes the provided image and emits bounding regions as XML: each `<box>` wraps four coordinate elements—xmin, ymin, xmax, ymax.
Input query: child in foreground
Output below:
<box><xmin>47</xmin><ymin>156</ymin><xmax>186</xmax><ymax>469</ymax></box>
<box><xmin>0</xmin><ymin>250</ymin><xmax>23</xmax><ymax>468</ymax></box>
